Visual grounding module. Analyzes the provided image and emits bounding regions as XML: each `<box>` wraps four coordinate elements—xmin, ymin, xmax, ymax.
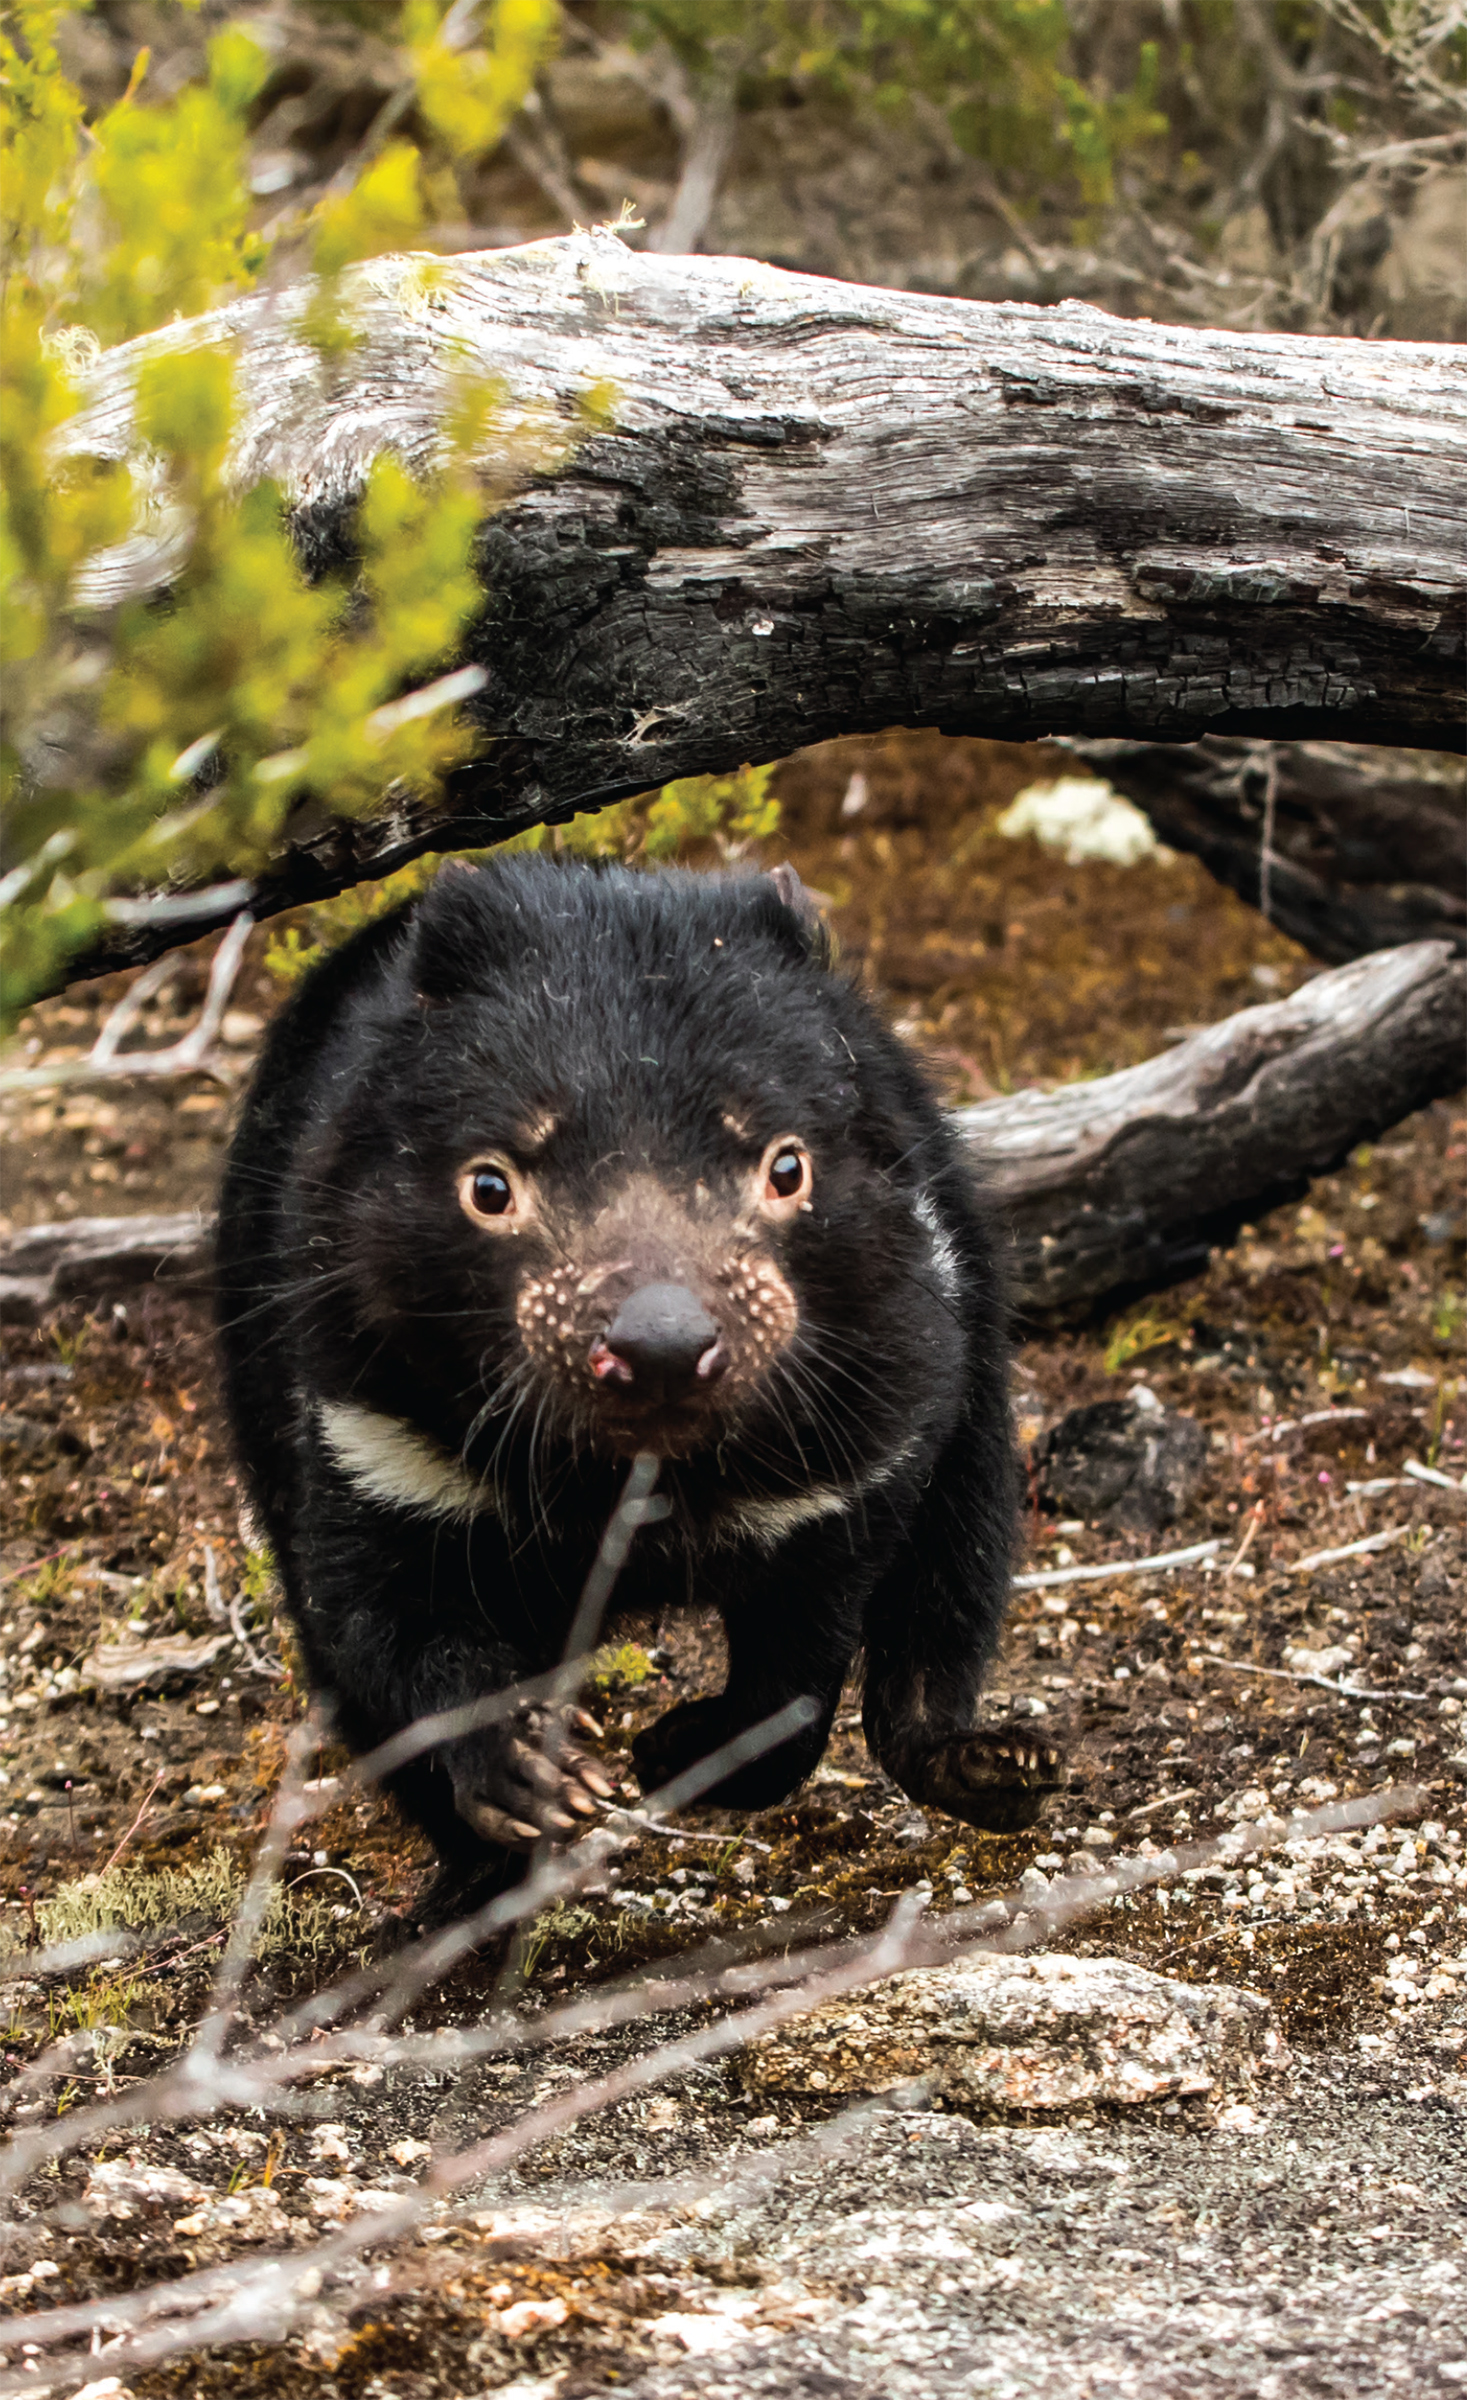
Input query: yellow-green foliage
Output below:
<box><xmin>263</xmin><ymin>761</ymin><xmax>781</xmax><ymax>982</ymax></box>
<box><xmin>588</xmin><ymin>1639</ymin><xmax>657</xmax><ymax>1693</ymax></box>
<box><xmin>519</xmin><ymin>1897</ymin><xmax>634</xmax><ymax>1977</ymax></box>
<box><xmin>8</xmin><ymin>1846</ymin><xmax>351</xmax><ymax>1965</ymax></box>
<box><xmin>1102</xmin><ymin>1302</ymin><xmax>1190</xmax><ymax>1373</ymax></box>
<box><xmin>50</xmin><ymin>1963</ymin><xmax>147</xmax><ymax>2038</ymax></box>
<box><xmin>0</xmin><ymin>0</ymin><xmax>558</xmax><ymax>1023</ymax></box>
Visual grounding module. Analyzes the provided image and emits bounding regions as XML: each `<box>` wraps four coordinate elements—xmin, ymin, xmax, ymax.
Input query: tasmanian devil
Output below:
<box><xmin>217</xmin><ymin>855</ymin><xmax>1057</xmax><ymax>1912</ymax></box>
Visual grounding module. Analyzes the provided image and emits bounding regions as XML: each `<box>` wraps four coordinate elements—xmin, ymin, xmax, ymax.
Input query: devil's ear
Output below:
<box><xmin>763</xmin><ymin>861</ymin><xmax>832</xmax><ymax>965</ymax></box>
<box><xmin>409</xmin><ymin>860</ymin><xmax>518</xmax><ymax>1004</ymax></box>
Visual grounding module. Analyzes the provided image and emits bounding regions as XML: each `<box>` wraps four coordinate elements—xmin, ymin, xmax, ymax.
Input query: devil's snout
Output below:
<box><xmin>590</xmin><ymin>1282</ymin><xmax>726</xmax><ymax>1404</ymax></box>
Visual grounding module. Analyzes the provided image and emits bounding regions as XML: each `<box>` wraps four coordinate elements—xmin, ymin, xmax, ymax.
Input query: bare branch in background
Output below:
<box><xmin>647</xmin><ymin>67</ymin><xmax>741</xmax><ymax>256</ymax></box>
<box><xmin>0</xmin><ymin>912</ymin><xmax>253</xmax><ymax>1097</ymax></box>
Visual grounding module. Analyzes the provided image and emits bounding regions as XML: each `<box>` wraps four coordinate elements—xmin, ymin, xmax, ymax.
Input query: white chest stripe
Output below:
<box><xmin>317</xmin><ymin>1401</ymin><xmax>496</xmax><ymax>1522</ymax></box>
<box><xmin>720</xmin><ymin>1486</ymin><xmax>855</xmax><ymax>1552</ymax></box>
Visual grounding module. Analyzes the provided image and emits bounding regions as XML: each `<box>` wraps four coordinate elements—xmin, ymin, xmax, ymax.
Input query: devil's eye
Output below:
<box><xmin>769</xmin><ymin>1150</ymin><xmax>804</xmax><ymax>1198</ymax></box>
<box><xmin>468</xmin><ymin>1168</ymin><xmax>513</xmax><ymax>1217</ymax></box>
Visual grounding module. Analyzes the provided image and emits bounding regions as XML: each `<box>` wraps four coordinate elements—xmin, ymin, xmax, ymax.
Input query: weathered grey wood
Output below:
<box><xmin>0</xmin><ymin>1213</ymin><xmax>212</xmax><ymax>1325</ymax></box>
<box><xmin>964</xmin><ymin>940</ymin><xmax>1466</xmax><ymax>1317</ymax></box>
<box><xmin>7</xmin><ymin>946</ymin><xmax>1460</xmax><ymax>1323</ymax></box>
<box><xmin>1064</xmin><ymin>737</ymin><xmax>1466</xmax><ymax>964</ymax></box>
<box><xmin>56</xmin><ymin>230</ymin><xmax>1466</xmax><ymax>983</ymax></box>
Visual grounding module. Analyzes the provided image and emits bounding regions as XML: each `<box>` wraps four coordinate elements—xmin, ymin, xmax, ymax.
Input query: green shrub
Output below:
<box><xmin>1</xmin><ymin>0</ymin><xmax>557</xmax><ymax>1023</ymax></box>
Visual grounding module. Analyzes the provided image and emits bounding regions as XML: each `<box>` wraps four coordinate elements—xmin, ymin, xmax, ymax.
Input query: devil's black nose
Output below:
<box><xmin>601</xmin><ymin>1284</ymin><xmax>722</xmax><ymax>1403</ymax></box>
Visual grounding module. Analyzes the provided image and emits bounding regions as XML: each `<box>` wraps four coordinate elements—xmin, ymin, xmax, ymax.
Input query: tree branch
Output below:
<box><xmin>966</xmin><ymin>938</ymin><xmax>1465</xmax><ymax>1317</ymax></box>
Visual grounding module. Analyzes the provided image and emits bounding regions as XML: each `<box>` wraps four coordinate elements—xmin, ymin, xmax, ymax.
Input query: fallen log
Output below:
<box><xmin>55</xmin><ymin>230</ymin><xmax>1467</xmax><ymax>985</ymax></box>
<box><xmin>6</xmin><ymin>945</ymin><xmax>1460</xmax><ymax>1325</ymax></box>
<box><xmin>965</xmin><ymin>938</ymin><xmax>1465</xmax><ymax>1317</ymax></box>
<box><xmin>0</xmin><ymin>1212</ymin><xmax>212</xmax><ymax>1327</ymax></box>
<box><xmin>1064</xmin><ymin>736</ymin><xmax>1466</xmax><ymax>963</ymax></box>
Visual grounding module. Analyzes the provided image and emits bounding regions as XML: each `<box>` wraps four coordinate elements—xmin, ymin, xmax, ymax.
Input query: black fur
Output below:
<box><xmin>216</xmin><ymin>857</ymin><xmax>1050</xmax><ymax>1912</ymax></box>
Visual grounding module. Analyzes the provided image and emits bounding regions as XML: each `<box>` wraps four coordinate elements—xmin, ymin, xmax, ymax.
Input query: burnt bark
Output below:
<box><xmin>1064</xmin><ymin>736</ymin><xmax>1466</xmax><ymax>964</ymax></box>
<box><xmin>55</xmin><ymin>232</ymin><xmax>1466</xmax><ymax>984</ymax></box>
<box><xmin>8</xmin><ymin>946</ymin><xmax>1460</xmax><ymax>1324</ymax></box>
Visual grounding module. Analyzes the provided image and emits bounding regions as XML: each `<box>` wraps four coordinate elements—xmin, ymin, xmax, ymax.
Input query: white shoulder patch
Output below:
<box><xmin>913</xmin><ymin>1192</ymin><xmax>962</xmax><ymax>1301</ymax></box>
<box><xmin>317</xmin><ymin>1401</ymin><xmax>496</xmax><ymax>1522</ymax></box>
<box><xmin>717</xmin><ymin>1486</ymin><xmax>854</xmax><ymax>1553</ymax></box>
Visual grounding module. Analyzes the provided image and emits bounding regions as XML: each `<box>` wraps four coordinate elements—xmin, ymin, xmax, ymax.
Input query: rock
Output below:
<box><xmin>740</xmin><ymin>1952</ymin><xmax>1283</xmax><ymax>2112</ymax></box>
<box><xmin>1034</xmin><ymin>1394</ymin><xmax>1207</xmax><ymax>1533</ymax></box>
<box><xmin>84</xmin><ymin>2159</ymin><xmax>208</xmax><ymax>2218</ymax></box>
<box><xmin>0</xmin><ymin>1277</ymin><xmax>51</xmax><ymax>1329</ymax></box>
<box><xmin>1283</xmin><ymin>1644</ymin><xmax>1355</xmax><ymax>1677</ymax></box>
<box><xmin>498</xmin><ymin>2295</ymin><xmax>571</xmax><ymax>2340</ymax></box>
<box><xmin>80</xmin><ymin>1630</ymin><xmax>232</xmax><ymax>1695</ymax></box>
<box><xmin>1418</xmin><ymin>1553</ymin><xmax>1456</xmax><ymax>1607</ymax></box>
<box><xmin>173</xmin><ymin>2186</ymin><xmax>287</xmax><ymax>2242</ymax></box>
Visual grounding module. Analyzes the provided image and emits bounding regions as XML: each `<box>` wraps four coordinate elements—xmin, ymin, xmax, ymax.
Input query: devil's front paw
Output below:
<box><xmin>901</xmin><ymin>1723</ymin><xmax>1067</xmax><ymax>1834</ymax></box>
<box><xmin>448</xmin><ymin>1703</ymin><xmax>617</xmax><ymax>1852</ymax></box>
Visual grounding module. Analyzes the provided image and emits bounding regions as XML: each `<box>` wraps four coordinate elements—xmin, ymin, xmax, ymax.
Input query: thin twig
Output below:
<box><xmin>1403</xmin><ymin>1457</ymin><xmax>1467</xmax><ymax>1494</ymax></box>
<box><xmin>1289</xmin><ymin>1524</ymin><xmax>1408</xmax><ymax>1573</ymax></box>
<box><xmin>215</xmin><ymin>1548</ymin><xmax>286</xmax><ymax>1682</ymax></box>
<box><xmin>1224</xmin><ymin>1502</ymin><xmax>1265</xmax><ymax>1578</ymax></box>
<box><xmin>1240</xmin><ymin>1407</ymin><xmax>1369</xmax><ymax>1449</ymax></box>
<box><xmin>1127</xmin><ymin>1786</ymin><xmax>1200</xmax><ymax>1820</ymax></box>
<box><xmin>97</xmin><ymin>1767</ymin><xmax>167</xmax><ymax>1875</ymax></box>
<box><xmin>1204</xmin><ymin>1653</ymin><xmax>1429</xmax><ymax>1704</ymax></box>
<box><xmin>1257</xmin><ymin>740</ymin><xmax>1279</xmax><ymax>926</ymax></box>
<box><xmin>0</xmin><ymin>1786</ymin><xmax>1426</xmax><ymax>2386</ymax></box>
<box><xmin>1012</xmin><ymin>1539</ymin><xmax>1223</xmax><ymax>1592</ymax></box>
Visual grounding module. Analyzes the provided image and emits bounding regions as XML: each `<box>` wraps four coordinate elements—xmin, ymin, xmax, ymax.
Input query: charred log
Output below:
<box><xmin>52</xmin><ymin>233</ymin><xmax>1467</xmax><ymax>985</ymax></box>
<box><xmin>1064</xmin><ymin>737</ymin><xmax>1466</xmax><ymax>964</ymax></box>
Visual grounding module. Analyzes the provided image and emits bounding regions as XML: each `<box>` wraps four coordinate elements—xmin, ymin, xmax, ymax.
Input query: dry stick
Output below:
<box><xmin>1224</xmin><ymin>1502</ymin><xmax>1266</xmax><ymax>1577</ymax></box>
<box><xmin>1011</xmin><ymin>1539</ymin><xmax>1223</xmax><ymax>1593</ymax></box>
<box><xmin>88</xmin><ymin>951</ymin><xmax>178</xmax><ymax>1065</ymax></box>
<box><xmin>187</xmin><ymin>1717</ymin><xmax>319</xmax><ymax>2076</ymax></box>
<box><xmin>0</xmin><ymin>911</ymin><xmax>253</xmax><ymax>1095</ymax></box>
<box><xmin>209</xmin><ymin>1546</ymin><xmax>285</xmax><ymax>1683</ymax></box>
<box><xmin>1290</xmin><ymin>1524</ymin><xmax>1409</xmax><ymax>1573</ymax></box>
<box><xmin>1239</xmin><ymin>1407</ymin><xmax>1370</xmax><ymax>1449</ymax></box>
<box><xmin>97</xmin><ymin>1766</ymin><xmax>167</xmax><ymax>1876</ymax></box>
<box><xmin>1258</xmin><ymin>740</ymin><xmax>1280</xmax><ymax>927</ymax></box>
<box><xmin>534</xmin><ymin>1448</ymin><xmax>664</xmax><ymax>1788</ymax></box>
<box><xmin>1204</xmin><ymin>1653</ymin><xmax>1430</xmax><ymax>1705</ymax></box>
<box><xmin>7</xmin><ymin>1778</ymin><xmax>1422</xmax><ymax>2184</ymax></box>
<box><xmin>1127</xmin><ymin>1787</ymin><xmax>1200</xmax><ymax>1820</ymax></box>
<box><xmin>344</xmin><ymin>1697</ymin><xmax>821</xmax><ymax>2044</ymax></box>
<box><xmin>0</xmin><ymin>1786</ymin><xmax>1428</xmax><ymax>2389</ymax></box>
<box><xmin>1403</xmin><ymin>1456</ymin><xmax>1467</xmax><ymax>1493</ymax></box>
<box><xmin>0</xmin><ymin>1698</ymin><xmax>820</xmax><ymax>2196</ymax></box>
